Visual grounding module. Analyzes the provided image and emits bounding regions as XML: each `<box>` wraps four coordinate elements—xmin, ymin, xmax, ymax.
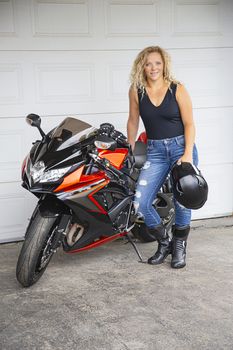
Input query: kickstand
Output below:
<box><xmin>125</xmin><ymin>233</ymin><xmax>147</xmax><ymax>263</ymax></box>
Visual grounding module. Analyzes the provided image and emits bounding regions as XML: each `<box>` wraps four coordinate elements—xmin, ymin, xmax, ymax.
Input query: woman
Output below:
<box><xmin>127</xmin><ymin>46</ymin><xmax>198</xmax><ymax>268</ymax></box>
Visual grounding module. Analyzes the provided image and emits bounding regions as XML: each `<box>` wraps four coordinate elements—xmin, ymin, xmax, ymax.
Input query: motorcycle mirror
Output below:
<box><xmin>26</xmin><ymin>114</ymin><xmax>45</xmax><ymax>138</ymax></box>
<box><xmin>26</xmin><ymin>114</ymin><xmax>41</xmax><ymax>127</ymax></box>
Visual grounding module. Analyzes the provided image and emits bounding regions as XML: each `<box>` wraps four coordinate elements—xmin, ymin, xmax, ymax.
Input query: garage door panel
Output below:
<box><xmin>35</xmin><ymin>63</ymin><xmax>95</xmax><ymax>104</ymax></box>
<box><xmin>172</xmin><ymin>49</ymin><xmax>233</xmax><ymax>109</ymax></box>
<box><xmin>0</xmin><ymin>118</ymin><xmax>40</xmax><ymax>184</ymax></box>
<box><xmin>192</xmin><ymin>163</ymin><xmax>233</xmax><ymax>220</ymax></box>
<box><xmin>106</xmin><ymin>64</ymin><xmax>131</xmax><ymax>101</ymax></box>
<box><xmin>171</xmin><ymin>0</ymin><xmax>220</xmax><ymax>36</ymax></box>
<box><xmin>105</xmin><ymin>0</ymin><xmax>159</xmax><ymax>37</ymax></box>
<box><xmin>0</xmin><ymin>183</ymin><xmax>37</xmax><ymax>243</ymax></box>
<box><xmin>0</xmin><ymin>131</ymin><xmax>22</xmax><ymax>183</ymax></box>
<box><xmin>0</xmin><ymin>64</ymin><xmax>23</xmax><ymax>105</ymax></box>
<box><xmin>0</xmin><ymin>0</ymin><xmax>233</xmax><ymax>50</ymax></box>
<box><xmin>0</xmin><ymin>0</ymin><xmax>15</xmax><ymax>36</ymax></box>
<box><xmin>32</xmin><ymin>0</ymin><xmax>91</xmax><ymax>37</ymax></box>
<box><xmin>174</xmin><ymin>61</ymin><xmax>220</xmax><ymax>107</ymax></box>
<box><xmin>195</xmin><ymin>109</ymin><xmax>233</xmax><ymax>166</ymax></box>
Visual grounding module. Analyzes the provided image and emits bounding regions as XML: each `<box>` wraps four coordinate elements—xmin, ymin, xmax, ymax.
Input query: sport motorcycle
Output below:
<box><xmin>16</xmin><ymin>114</ymin><xmax>175</xmax><ymax>287</ymax></box>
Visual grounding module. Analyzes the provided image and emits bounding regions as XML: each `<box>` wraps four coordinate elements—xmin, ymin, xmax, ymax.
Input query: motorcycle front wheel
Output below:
<box><xmin>16</xmin><ymin>209</ymin><xmax>60</xmax><ymax>287</ymax></box>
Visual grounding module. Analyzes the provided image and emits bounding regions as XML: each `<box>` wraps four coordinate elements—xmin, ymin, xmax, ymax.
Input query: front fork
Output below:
<box><xmin>33</xmin><ymin>195</ymin><xmax>72</xmax><ymax>251</ymax></box>
<box><xmin>52</xmin><ymin>214</ymin><xmax>72</xmax><ymax>251</ymax></box>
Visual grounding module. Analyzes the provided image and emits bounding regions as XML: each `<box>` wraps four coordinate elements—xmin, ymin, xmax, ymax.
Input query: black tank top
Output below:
<box><xmin>138</xmin><ymin>82</ymin><xmax>184</xmax><ymax>140</ymax></box>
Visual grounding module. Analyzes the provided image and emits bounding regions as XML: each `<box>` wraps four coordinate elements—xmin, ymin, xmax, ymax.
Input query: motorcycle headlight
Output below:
<box><xmin>39</xmin><ymin>167</ymin><xmax>71</xmax><ymax>183</ymax></box>
<box><xmin>30</xmin><ymin>161</ymin><xmax>71</xmax><ymax>183</ymax></box>
<box><xmin>30</xmin><ymin>161</ymin><xmax>45</xmax><ymax>183</ymax></box>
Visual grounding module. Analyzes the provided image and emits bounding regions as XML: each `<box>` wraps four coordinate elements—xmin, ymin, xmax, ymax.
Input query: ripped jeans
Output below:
<box><xmin>134</xmin><ymin>135</ymin><xmax>199</xmax><ymax>229</ymax></box>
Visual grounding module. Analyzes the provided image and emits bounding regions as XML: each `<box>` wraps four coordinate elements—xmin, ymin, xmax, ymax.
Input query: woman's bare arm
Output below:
<box><xmin>127</xmin><ymin>87</ymin><xmax>140</xmax><ymax>150</ymax></box>
<box><xmin>176</xmin><ymin>84</ymin><xmax>196</xmax><ymax>163</ymax></box>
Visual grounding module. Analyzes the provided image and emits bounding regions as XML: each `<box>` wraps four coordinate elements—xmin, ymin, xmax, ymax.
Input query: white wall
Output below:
<box><xmin>0</xmin><ymin>0</ymin><xmax>232</xmax><ymax>242</ymax></box>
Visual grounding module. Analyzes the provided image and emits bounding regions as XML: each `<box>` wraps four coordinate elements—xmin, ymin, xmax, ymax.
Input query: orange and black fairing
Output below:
<box><xmin>54</xmin><ymin>165</ymin><xmax>107</xmax><ymax>193</ymax></box>
<box><xmin>53</xmin><ymin>164</ymin><xmax>110</xmax><ymax>214</ymax></box>
<box><xmin>98</xmin><ymin>148</ymin><xmax>128</xmax><ymax>169</ymax></box>
<box><xmin>53</xmin><ymin>147</ymin><xmax>129</xmax><ymax>215</ymax></box>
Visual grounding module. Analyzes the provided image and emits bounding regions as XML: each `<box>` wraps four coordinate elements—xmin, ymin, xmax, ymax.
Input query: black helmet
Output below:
<box><xmin>171</xmin><ymin>162</ymin><xmax>208</xmax><ymax>209</ymax></box>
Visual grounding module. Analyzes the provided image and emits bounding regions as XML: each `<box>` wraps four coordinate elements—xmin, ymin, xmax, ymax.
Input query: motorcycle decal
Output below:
<box><xmin>65</xmin><ymin>179</ymin><xmax>110</xmax><ymax>213</ymax></box>
<box><xmin>98</xmin><ymin>149</ymin><xmax>128</xmax><ymax>169</ymax></box>
<box><xmin>88</xmin><ymin>180</ymin><xmax>110</xmax><ymax>214</ymax></box>
<box><xmin>54</xmin><ymin>165</ymin><xmax>85</xmax><ymax>192</ymax></box>
<box><xmin>55</xmin><ymin>166</ymin><xmax>108</xmax><ymax>194</ymax></box>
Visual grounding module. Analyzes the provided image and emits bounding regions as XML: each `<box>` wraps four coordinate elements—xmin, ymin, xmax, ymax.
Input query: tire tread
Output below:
<box><xmin>16</xmin><ymin>211</ymin><xmax>57</xmax><ymax>287</ymax></box>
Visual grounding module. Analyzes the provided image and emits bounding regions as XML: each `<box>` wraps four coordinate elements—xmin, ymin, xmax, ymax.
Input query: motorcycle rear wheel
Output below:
<box><xmin>16</xmin><ymin>210</ymin><xmax>60</xmax><ymax>287</ymax></box>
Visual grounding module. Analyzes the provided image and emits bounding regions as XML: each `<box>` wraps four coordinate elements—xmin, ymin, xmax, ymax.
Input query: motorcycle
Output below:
<box><xmin>16</xmin><ymin>114</ymin><xmax>175</xmax><ymax>287</ymax></box>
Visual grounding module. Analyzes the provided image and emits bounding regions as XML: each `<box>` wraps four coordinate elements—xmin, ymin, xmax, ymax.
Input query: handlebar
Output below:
<box><xmin>89</xmin><ymin>152</ymin><xmax>125</xmax><ymax>182</ymax></box>
<box><xmin>109</xmin><ymin>130</ymin><xmax>128</xmax><ymax>146</ymax></box>
<box><xmin>99</xmin><ymin>123</ymin><xmax>128</xmax><ymax>148</ymax></box>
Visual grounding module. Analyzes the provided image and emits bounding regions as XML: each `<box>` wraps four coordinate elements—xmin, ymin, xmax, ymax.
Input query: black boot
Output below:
<box><xmin>171</xmin><ymin>226</ymin><xmax>190</xmax><ymax>269</ymax></box>
<box><xmin>147</xmin><ymin>224</ymin><xmax>171</xmax><ymax>265</ymax></box>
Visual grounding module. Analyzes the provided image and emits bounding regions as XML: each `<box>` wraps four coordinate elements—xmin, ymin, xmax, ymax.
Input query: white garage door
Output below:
<box><xmin>0</xmin><ymin>0</ymin><xmax>232</xmax><ymax>242</ymax></box>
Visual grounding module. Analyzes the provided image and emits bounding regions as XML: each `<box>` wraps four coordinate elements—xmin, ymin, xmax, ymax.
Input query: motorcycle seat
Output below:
<box><xmin>133</xmin><ymin>141</ymin><xmax>147</xmax><ymax>169</ymax></box>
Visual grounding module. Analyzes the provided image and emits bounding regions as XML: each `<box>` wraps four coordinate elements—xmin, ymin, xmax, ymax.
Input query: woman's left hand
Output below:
<box><xmin>177</xmin><ymin>154</ymin><xmax>193</xmax><ymax>165</ymax></box>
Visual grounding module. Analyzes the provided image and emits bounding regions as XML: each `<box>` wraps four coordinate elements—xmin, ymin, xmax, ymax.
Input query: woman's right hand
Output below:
<box><xmin>129</xmin><ymin>142</ymin><xmax>135</xmax><ymax>152</ymax></box>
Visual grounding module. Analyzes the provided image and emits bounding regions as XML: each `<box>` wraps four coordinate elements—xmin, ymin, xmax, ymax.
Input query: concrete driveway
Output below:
<box><xmin>0</xmin><ymin>217</ymin><xmax>233</xmax><ymax>350</ymax></box>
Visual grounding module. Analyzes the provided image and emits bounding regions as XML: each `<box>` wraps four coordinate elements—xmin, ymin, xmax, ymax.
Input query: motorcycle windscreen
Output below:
<box><xmin>48</xmin><ymin>117</ymin><xmax>97</xmax><ymax>152</ymax></box>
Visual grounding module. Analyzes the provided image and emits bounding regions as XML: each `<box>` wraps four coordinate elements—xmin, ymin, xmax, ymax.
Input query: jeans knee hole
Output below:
<box><xmin>135</xmin><ymin>190</ymin><xmax>141</xmax><ymax>198</ymax></box>
<box><xmin>143</xmin><ymin>161</ymin><xmax>151</xmax><ymax>170</ymax></box>
<box><xmin>139</xmin><ymin>179</ymin><xmax>147</xmax><ymax>186</ymax></box>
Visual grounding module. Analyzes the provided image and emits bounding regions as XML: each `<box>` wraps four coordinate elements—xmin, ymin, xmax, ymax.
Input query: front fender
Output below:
<box><xmin>37</xmin><ymin>195</ymin><xmax>71</xmax><ymax>218</ymax></box>
<box><xmin>24</xmin><ymin>196</ymin><xmax>71</xmax><ymax>240</ymax></box>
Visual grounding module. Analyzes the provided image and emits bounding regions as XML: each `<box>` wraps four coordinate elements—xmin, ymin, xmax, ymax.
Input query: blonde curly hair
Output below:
<box><xmin>130</xmin><ymin>46</ymin><xmax>179</xmax><ymax>93</ymax></box>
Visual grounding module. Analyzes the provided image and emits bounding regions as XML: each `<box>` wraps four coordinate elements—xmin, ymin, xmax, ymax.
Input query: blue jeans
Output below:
<box><xmin>134</xmin><ymin>135</ymin><xmax>199</xmax><ymax>229</ymax></box>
